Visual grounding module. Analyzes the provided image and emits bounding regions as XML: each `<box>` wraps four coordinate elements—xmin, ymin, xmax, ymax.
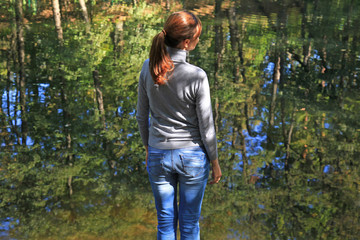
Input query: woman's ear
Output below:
<box><xmin>177</xmin><ymin>39</ymin><xmax>191</xmax><ymax>50</ymax></box>
<box><xmin>184</xmin><ymin>39</ymin><xmax>191</xmax><ymax>50</ymax></box>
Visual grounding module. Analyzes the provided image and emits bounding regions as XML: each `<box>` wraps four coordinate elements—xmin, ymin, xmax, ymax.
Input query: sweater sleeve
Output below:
<box><xmin>136</xmin><ymin>64</ymin><xmax>149</xmax><ymax>147</ymax></box>
<box><xmin>195</xmin><ymin>72</ymin><xmax>218</xmax><ymax>161</ymax></box>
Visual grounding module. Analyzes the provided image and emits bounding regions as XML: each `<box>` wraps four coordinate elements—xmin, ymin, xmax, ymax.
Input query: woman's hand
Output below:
<box><xmin>145</xmin><ymin>145</ymin><xmax>149</xmax><ymax>167</ymax></box>
<box><xmin>209</xmin><ymin>159</ymin><xmax>222</xmax><ymax>184</ymax></box>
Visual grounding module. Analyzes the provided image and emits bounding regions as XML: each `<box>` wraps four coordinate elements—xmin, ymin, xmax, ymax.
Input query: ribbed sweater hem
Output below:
<box><xmin>149</xmin><ymin>139</ymin><xmax>203</xmax><ymax>150</ymax></box>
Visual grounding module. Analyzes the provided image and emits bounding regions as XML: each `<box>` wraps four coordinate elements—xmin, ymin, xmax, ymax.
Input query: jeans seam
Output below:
<box><xmin>171</xmin><ymin>149</ymin><xmax>174</xmax><ymax>171</ymax></box>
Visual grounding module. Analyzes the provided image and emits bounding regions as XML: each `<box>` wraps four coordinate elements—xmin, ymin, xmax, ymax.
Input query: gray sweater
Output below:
<box><xmin>136</xmin><ymin>47</ymin><xmax>218</xmax><ymax>161</ymax></box>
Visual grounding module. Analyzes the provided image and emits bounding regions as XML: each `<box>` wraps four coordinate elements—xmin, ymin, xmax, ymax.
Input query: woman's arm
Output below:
<box><xmin>145</xmin><ymin>145</ymin><xmax>149</xmax><ymax>167</ymax></box>
<box><xmin>136</xmin><ymin>66</ymin><xmax>150</xmax><ymax>148</ymax></box>
<box><xmin>136</xmin><ymin>63</ymin><xmax>150</xmax><ymax>167</ymax></box>
<box><xmin>209</xmin><ymin>159</ymin><xmax>222</xmax><ymax>184</ymax></box>
<box><xmin>195</xmin><ymin>72</ymin><xmax>222</xmax><ymax>184</ymax></box>
<box><xmin>195</xmin><ymin>72</ymin><xmax>218</xmax><ymax>162</ymax></box>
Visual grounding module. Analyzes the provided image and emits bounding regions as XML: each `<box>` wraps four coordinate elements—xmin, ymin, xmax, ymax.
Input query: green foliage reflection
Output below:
<box><xmin>0</xmin><ymin>0</ymin><xmax>359</xmax><ymax>239</ymax></box>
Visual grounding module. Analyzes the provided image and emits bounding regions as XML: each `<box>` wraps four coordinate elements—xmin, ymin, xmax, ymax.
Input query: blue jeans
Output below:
<box><xmin>147</xmin><ymin>146</ymin><xmax>210</xmax><ymax>240</ymax></box>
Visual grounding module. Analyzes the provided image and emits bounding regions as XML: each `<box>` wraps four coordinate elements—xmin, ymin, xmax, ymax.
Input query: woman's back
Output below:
<box><xmin>137</xmin><ymin>47</ymin><xmax>217</xmax><ymax>160</ymax></box>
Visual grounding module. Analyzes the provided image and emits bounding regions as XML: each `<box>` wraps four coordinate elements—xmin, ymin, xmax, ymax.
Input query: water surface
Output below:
<box><xmin>0</xmin><ymin>0</ymin><xmax>359</xmax><ymax>239</ymax></box>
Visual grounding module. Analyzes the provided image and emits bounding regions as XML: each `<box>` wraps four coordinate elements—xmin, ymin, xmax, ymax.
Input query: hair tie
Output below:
<box><xmin>162</xmin><ymin>29</ymin><xmax>166</xmax><ymax>36</ymax></box>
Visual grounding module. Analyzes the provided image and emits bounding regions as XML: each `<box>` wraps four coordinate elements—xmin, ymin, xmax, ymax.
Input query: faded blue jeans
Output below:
<box><xmin>147</xmin><ymin>145</ymin><xmax>210</xmax><ymax>240</ymax></box>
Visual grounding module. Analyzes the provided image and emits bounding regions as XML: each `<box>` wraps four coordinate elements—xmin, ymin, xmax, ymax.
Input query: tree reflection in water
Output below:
<box><xmin>0</xmin><ymin>0</ymin><xmax>359</xmax><ymax>239</ymax></box>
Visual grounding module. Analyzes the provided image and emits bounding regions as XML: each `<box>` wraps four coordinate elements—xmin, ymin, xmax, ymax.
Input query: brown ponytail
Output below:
<box><xmin>149</xmin><ymin>11</ymin><xmax>202</xmax><ymax>85</ymax></box>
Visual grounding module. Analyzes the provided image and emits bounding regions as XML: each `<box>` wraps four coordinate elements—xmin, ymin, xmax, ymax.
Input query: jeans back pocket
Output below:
<box><xmin>147</xmin><ymin>152</ymin><xmax>165</xmax><ymax>176</ymax></box>
<box><xmin>180</xmin><ymin>153</ymin><xmax>207</xmax><ymax>178</ymax></box>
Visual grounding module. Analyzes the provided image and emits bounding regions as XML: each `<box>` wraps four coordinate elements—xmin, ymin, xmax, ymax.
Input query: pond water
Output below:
<box><xmin>0</xmin><ymin>0</ymin><xmax>359</xmax><ymax>239</ymax></box>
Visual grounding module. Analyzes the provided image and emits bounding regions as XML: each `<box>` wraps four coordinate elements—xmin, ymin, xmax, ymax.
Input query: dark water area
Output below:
<box><xmin>0</xmin><ymin>0</ymin><xmax>359</xmax><ymax>239</ymax></box>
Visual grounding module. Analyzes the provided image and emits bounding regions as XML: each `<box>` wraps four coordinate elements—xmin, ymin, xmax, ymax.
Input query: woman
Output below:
<box><xmin>136</xmin><ymin>11</ymin><xmax>222</xmax><ymax>240</ymax></box>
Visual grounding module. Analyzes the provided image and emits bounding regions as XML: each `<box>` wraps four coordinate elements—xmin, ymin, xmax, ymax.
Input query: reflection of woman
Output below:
<box><xmin>136</xmin><ymin>11</ymin><xmax>222</xmax><ymax>240</ymax></box>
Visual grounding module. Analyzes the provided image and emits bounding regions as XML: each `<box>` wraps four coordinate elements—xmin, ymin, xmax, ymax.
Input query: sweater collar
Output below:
<box><xmin>167</xmin><ymin>47</ymin><xmax>187</xmax><ymax>62</ymax></box>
